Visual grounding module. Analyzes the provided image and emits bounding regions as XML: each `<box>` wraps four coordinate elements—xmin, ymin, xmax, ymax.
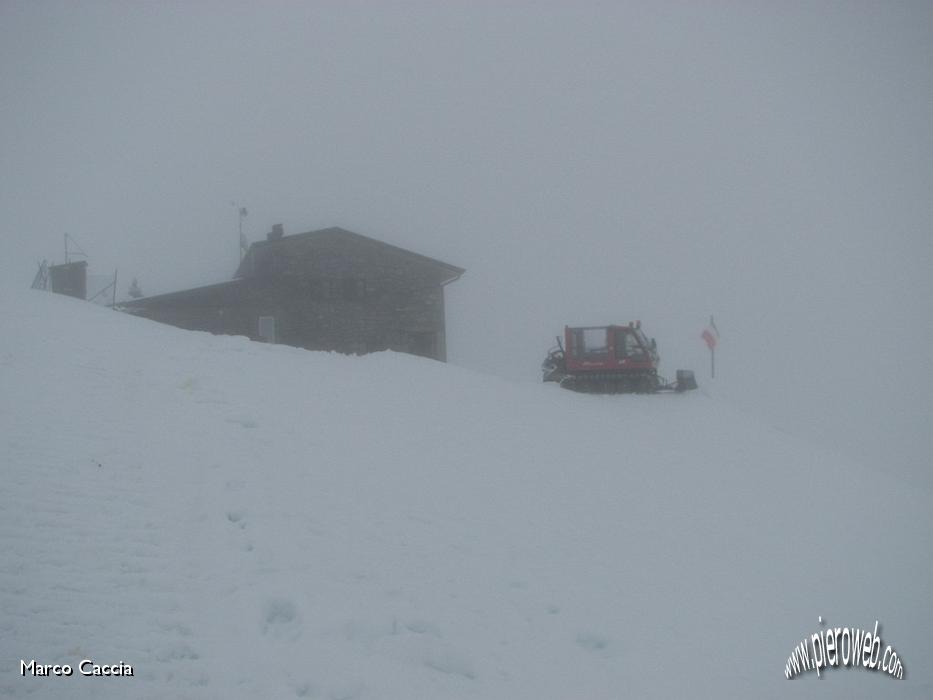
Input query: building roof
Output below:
<box><xmin>123</xmin><ymin>227</ymin><xmax>464</xmax><ymax>309</ymax></box>
<box><xmin>121</xmin><ymin>279</ymin><xmax>245</xmax><ymax>309</ymax></box>
<box><xmin>235</xmin><ymin>226</ymin><xmax>465</xmax><ymax>283</ymax></box>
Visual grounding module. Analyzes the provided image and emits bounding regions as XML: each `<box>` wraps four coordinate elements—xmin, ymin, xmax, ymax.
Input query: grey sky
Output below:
<box><xmin>3</xmin><ymin>2</ymin><xmax>932</xmax><ymax>483</ymax></box>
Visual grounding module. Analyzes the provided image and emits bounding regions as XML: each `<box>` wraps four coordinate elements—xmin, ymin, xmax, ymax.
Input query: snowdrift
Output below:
<box><xmin>1</xmin><ymin>289</ymin><xmax>931</xmax><ymax>699</ymax></box>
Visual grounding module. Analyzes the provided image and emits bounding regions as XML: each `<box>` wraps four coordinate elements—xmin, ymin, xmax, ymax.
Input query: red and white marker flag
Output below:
<box><xmin>701</xmin><ymin>319</ymin><xmax>719</xmax><ymax>349</ymax></box>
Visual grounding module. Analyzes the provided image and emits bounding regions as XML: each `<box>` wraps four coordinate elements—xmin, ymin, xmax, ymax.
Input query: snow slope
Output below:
<box><xmin>1</xmin><ymin>289</ymin><xmax>931</xmax><ymax>699</ymax></box>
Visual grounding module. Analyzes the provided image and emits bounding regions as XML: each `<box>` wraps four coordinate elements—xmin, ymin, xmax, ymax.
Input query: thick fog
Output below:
<box><xmin>3</xmin><ymin>2</ymin><xmax>931</xmax><ymax>484</ymax></box>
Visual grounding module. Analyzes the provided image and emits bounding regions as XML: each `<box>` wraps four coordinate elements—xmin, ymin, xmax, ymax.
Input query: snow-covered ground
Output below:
<box><xmin>1</xmin><ymin>288</ymin><xmax>931</xmax><ymax>699</ymax></box>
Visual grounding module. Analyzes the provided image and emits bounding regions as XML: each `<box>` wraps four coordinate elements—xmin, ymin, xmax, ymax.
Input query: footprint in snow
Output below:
<box><xmin>576</xmin><ymin>632</ymin><xmax>613</xmax><ymax>655</ymax></box>
<box><xmin>424</xmin><ymin>648</ymin><xmax>477</xmax><ymax>680</ymax></box>
<box><xmin>294</xmin><ymin>680</ymin><xmax>316</xmax><ymax>697</ymax></box>
<box><xmin>403</xmin><ymin>619</ymin><xmax>442</xmax><ymax>637</ymax></box>
<box><xmin>262</xmin><ymin>598</ymin><xmax>302</xmax><ymax>641</ymax></box>
<box><xmin>226</xmin><ymin>416</ymin><xmax>258</xmax><ymax>429</ymax></box>
<box><xmin>226</xmin><ymin>509</ymin><xmax>247</xmax><ymax>528</ymax></box>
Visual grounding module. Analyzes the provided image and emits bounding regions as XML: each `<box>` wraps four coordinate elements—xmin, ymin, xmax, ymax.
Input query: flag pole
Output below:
<box><xmin>710</xmin><ymin>315</ymin><xmax>715</xmax><ymax>379</ymax></box>
<box><xmin>238</xmin><ymin>206</ymin><xmax>245</xmax><ymax>263</ymax></box>
<box><xmin>233</xmin><ymin>202</ymin><xmax>248</xmax><ymax>263</ymax></box>
<box><xmin>702</xmin><ymin>316</ymin><xmax>719</xmax><ymax>380</ymax></box>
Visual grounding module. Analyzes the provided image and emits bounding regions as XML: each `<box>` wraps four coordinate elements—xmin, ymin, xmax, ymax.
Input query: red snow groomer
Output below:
<box><xmin>542</xmin><ymin>322</ymin><xmax>697</xmax><ymax>394</ymax></box>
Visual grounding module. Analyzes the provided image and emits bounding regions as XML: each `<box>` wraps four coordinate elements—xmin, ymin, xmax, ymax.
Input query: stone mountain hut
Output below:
<box><xmin>123</xmin><ymin>226</ymin><xmax>464</xmax><ymax>361</ymax></box>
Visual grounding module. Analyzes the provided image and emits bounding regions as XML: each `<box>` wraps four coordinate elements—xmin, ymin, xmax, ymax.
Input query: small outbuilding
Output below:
<box><xmin>123</xmin><ymin>226</ymin><xmax>464</xmax><ymax>361</ymax></box>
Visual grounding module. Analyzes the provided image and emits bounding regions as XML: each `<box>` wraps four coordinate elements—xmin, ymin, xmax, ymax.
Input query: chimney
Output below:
<box><xmin>267</xmin><ymin>224</ymin><xmax>284</xmax><ymax>241</ymax></box>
